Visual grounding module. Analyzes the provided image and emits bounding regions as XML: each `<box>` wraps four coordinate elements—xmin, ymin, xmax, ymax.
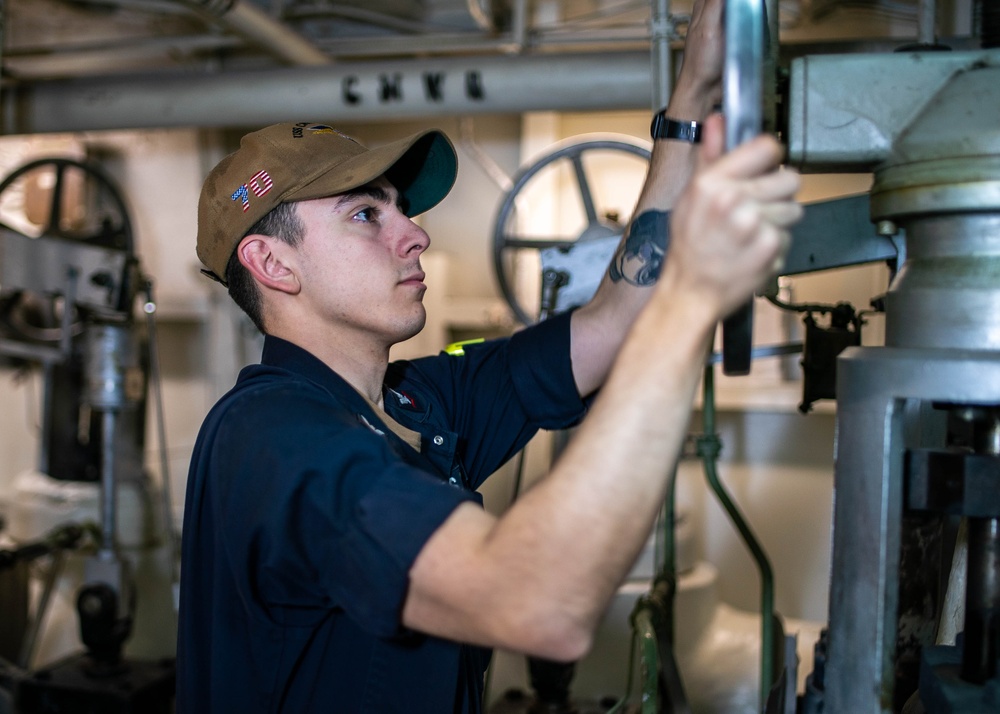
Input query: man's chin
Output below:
<box><xmin>390</xmin><ymin>313</ymin><xmax>427</xmax><ymax>346</ymax></box>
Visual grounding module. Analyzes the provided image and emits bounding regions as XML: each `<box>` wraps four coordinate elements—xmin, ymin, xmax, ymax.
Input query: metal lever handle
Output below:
<box><xmin>721</xmin><ymin>302</ymin><xmax>754</xmax><ymax>375</ymax></box>
<box><xmin>721</xmin><ymin>0</ymin><xmax>766</xmax><ymax>376</ymax></box>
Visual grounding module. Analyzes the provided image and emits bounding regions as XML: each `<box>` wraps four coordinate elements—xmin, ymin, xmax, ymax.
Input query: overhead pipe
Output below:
<box><xmin>2</xmin><ymin>35</ymin><xmax>243</xmax><ymax>81</ymax></box>
<box><xmin>282</xmin><ymin>4</ymin><xmax>437</xmax><ymax>34</ymax></box>
<box><xmin>180</xmin><ymin>0</ymin><xmax>332</xmax><ymax>66</ymax></box>
<box><xmin>0</xmin><ymin>51</ymin><xmax>656</xmax><ymax>135</ymax></box>
<box><xmin>0</xmin><ymin>0</ymin><xmax>524</xmax><ymax>81</ymax></box>
<box><xmin>2</xmin><ymin>33</ymin><xmax>531</xmax><ymax>81</ymax></box>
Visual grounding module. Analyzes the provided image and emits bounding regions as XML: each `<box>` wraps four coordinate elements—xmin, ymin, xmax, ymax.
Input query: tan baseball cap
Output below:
<box><xmin>196</xmin><ymin>122</ymin><xmax>458</xmax><ymax>284</ymax></box>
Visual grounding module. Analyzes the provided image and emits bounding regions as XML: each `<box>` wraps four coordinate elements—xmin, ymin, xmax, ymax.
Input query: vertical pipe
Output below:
<box><xmin>83</xmin><ymin>324</ymin><xmax>134</xmax><ymax>559</ymax></box>
<box><xmin>918</xmin><ymin>0</ymin><xmax>937</xmax><ymax>44</ymax></box>
<box><xmin>632</xmin><ymin>609</ymin><xmax>661</xmax><ymax>714</ymax></box>
<box><xmin>100</xmin><ymin>410</ymin><xmax>118</xmax><ymax>558</ymax></box>
<box><xmin>650</xmin><ymin>0</ymin><xmax>673</xmax><ymax>111</ymax></box>
<box><xmin>38</xmin><ymin>363</ymin><xmax>53</xmax><ymax>475</ymax></box>
<box><xmin>764</xmin><ymin>0</ymin><xmax>779</xmax><ymax>134</ymax></box>
<box><xmin>509</xmin><ymin>0</ymin><xmax>527</xmax><ymax>52</ymax></box>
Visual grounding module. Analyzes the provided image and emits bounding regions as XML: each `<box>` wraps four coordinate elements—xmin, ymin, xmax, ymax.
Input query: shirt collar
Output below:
<box><xmin>258</xmin><ymin>335</ymin><xmax>424</xmax><ymax>452</ymax></box>
<box><xmin>259</xmin><ymin>334</ymin><xmax>372</xmax><ymax>413</ymax></box>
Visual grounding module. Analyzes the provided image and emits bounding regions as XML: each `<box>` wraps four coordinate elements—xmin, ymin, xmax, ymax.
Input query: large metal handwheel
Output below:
<box><xmin>0</xmin><ymin>157</ymin><xmax>134</xmax><ymax>252</ymax></box>
<box><xmin>0</xmin><ymin>157</ymin><xmax>135</xmax><ymax>344</ymax></box>
<box><xmin>492</xmin><ymin>136</ymin><xmax>651</xmax><ymax>326</ymax></box>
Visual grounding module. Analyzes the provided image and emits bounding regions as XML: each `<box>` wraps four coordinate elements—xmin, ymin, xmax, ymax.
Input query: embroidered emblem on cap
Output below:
<box><xmin>289</xmin><ymin>123</ymin><xmax>359</xmax><ymax>142</ymax></box>
<box><xmin>230</xmin><ymin>170</ymin><xmax>274</xmax><ymax>213</ymax></box>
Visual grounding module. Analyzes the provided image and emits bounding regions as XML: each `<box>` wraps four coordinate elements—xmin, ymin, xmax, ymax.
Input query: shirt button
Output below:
<box><xmin>433</xmin><ymin>435</ymin><xmax>444</xmax><ymax>446</ymax></box>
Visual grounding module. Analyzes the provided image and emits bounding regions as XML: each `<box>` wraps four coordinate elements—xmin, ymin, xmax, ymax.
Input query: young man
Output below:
<box><xmin>177</xmin><ymin>1</ymin><xmax>802</xmax><ymax>710</ymax></box>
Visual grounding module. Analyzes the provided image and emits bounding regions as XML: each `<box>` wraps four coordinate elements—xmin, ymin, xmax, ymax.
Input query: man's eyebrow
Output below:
<box><xmin>335</xmin><ymin>184</ymin><xmax>403</xmax><ymax>210</ymax></box>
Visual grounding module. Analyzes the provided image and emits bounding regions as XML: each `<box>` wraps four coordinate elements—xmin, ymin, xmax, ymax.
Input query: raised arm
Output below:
<box><xmin>570</xmin><ymin>0</ymin><xmax>724</xmax><ymax>397</ymax></box>
<box><xmin>402</xmin><ymin>115</ymin><xmax>802</xmax><ymax>659</ymax></box>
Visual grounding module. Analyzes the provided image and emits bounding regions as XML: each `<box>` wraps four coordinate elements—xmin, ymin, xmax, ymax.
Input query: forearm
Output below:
<box><xmin>405</xmin><ymin>286</ymin><xmax>717</xmax><ymax>660</ymax></box>
<box><xmin>570</xmin><ymin>18</ymin><xmax>722</xmax><ymax>396</ymax></box>
<box><xmin>571</xmin><ymin>137</ymin><xmax>705</xmax><ymax>395</ymax></box>
<box><xmin>492</xmin><ymin>292</ymin><xmax>716</xmax><ymax>625</ymax></box>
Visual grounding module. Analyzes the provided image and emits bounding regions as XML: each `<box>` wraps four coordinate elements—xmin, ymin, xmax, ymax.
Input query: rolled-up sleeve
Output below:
<box><xmin>506</xmin><ymin>309</ymin><xmax>586</xmax><ymax>430</ymax></box>
<box><xmin>391</xmin><ymin>310</ymin><xmax>588</xmax><ymax>487</ymax></box>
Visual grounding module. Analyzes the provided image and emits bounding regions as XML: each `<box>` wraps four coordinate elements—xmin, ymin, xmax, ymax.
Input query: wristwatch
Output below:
<box><xmin>650</xmin><ymin>111</ymin><xmax>702</xmax><ymax>144</ymax></box>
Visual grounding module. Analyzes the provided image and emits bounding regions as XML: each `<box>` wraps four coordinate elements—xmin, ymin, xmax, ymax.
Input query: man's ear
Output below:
<box><xmin>237</xmin><ymin>235</ymin><xmax>301</xmax><ymax>295</ymax></box>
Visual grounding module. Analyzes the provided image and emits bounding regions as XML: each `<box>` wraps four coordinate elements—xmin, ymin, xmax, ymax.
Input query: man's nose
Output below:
<box><xmin>400</xmin><ymin>219</ymin><xmax>431</xmax><ymax>257</ymax></box>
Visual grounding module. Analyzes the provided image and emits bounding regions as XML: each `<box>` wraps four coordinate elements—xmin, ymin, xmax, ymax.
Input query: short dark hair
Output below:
<box><xmin>225</xmin><ymin>201</ymin><xmax>305</xmax><ymax>334</ymax></box>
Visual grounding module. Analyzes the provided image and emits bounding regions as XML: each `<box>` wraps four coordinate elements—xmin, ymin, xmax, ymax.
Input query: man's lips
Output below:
<box><xmin>399</xmin><ymin>272</ymin><xmax>426</xmax><ymax>287</ymax></box>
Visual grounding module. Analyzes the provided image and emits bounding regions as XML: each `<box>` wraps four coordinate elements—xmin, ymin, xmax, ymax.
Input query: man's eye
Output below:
<box><xmin>354</xmin><ymin>207</ymin><xmax>377</xmax><ymax>223</ymax></box>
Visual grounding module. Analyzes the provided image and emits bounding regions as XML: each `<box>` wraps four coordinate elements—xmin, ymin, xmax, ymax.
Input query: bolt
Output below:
<box><xmin>877</xmin><ymin>220</ymin><xmax>898</xmax><ymax>236</ymax></box>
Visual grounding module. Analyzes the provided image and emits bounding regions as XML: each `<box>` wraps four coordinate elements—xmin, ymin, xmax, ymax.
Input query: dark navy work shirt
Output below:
<box><xmin>177</xmin><ymin>311</ymin><xmax>586</xmax><ymax>714</ymax></box>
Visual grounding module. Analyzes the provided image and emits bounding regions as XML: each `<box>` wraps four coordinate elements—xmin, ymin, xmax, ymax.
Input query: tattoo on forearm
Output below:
<box><xmin>608</xmin><ymin>209</ymin><xmax>671</xmax><ymax>287</ymax></box>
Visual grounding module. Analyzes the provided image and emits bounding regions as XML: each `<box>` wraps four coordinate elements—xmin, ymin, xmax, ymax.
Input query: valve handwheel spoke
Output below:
<box><xmin>492</xmin><ymin>138</ymin><xmax>651</xmax><ymax>326</ymax></box>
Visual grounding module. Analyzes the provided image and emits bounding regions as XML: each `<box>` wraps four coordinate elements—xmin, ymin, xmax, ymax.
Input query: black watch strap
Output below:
<box><xmin>650</xmin><ymin>112</ymin><xmax>702</xmax><ymax>143</ymax></box>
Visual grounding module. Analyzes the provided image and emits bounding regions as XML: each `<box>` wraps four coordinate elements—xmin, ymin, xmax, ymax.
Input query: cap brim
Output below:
<box><xmin>285</xmin><ymin>130</ymin><xmax>457</xmax><ymax>217</ymax></box>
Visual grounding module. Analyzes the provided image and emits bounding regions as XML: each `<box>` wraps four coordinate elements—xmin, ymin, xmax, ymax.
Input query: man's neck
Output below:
<box><xmin>272</xmin><ymin>322</ymin><xmax>391</xmax><ymax>408</ymax></box>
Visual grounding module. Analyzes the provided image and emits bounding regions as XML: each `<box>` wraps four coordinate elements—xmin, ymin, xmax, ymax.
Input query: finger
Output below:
<box><xmin>697</xmin><ymin>113</ymin><xmax>726</xmax><ymax>169</ymax></box>
<box><xmin>710</xmin><ymin>134</ymin><xmax>785</xmax><ymax>180</ymax></box>
<box><xmin>771</xmin><ymin>229</ymin><xmax>792</xmax><ymax>274</ymax></box>
<box><xmin>728</xmin><ymin>199</ymin><xmax>762</xmax><ymax>240</ymax></box>
<box><xmin>746</xmin><ymin>167</ymin><xmax>802</xmax><ymax>203</ymax></box>
<box><xmin>759</xmin><ymin>201</ymin><xmax>804</xmax><ymax>228</ymax></box>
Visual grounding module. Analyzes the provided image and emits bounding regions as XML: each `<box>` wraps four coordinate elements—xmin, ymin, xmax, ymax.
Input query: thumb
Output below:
<box><xmin>697</xmin><ymin>113</ymin><xmax>726</xmax><ymax>169</ymax></box>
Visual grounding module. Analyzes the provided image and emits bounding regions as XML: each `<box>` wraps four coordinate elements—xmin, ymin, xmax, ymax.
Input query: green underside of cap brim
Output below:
<box><xmin>283</xmin><ymin>130</ymin><xmax>457</xmax><ymax>217</ymax></box>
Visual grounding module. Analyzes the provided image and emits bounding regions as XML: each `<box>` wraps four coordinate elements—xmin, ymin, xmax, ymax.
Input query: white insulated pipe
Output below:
<box><xmin>1</xmin><ymin>51</ymin><xmax>657</xmax><ymax>135</ymax></box>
